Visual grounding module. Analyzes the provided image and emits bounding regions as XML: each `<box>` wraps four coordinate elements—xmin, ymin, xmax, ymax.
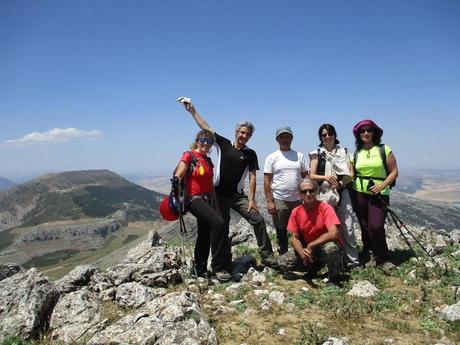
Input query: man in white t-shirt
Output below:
<box><xmin>264</xmin><ymin>127</ymin><xmax>308</xmax><ymax>254</ymax></box>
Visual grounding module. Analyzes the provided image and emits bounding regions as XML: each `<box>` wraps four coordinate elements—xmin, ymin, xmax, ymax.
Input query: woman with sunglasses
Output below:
<box><xmin>351</xmin><ymin>119</ymin><xmax>398</xmax><ymax>269</ymax></box>
<box><xmin>174</xmin><ymin>129</ymin><xmax>232</xmax><ymax>282</ymax></box>
<box><xmin>309</xmin><ymin>123</ymin><xmax>360</xmax><ymax>270</ymax></box>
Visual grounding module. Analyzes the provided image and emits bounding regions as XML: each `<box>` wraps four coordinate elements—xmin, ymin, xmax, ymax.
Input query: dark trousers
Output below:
<box><xmin>350</xmin><ymin>190</ymin><xmax>390</xmax><ymax>263</ymax></box>
<box><xmin>188</xmin><ymin>198</ymin><xmax>231</xmax><ymax>272</ymax></box>
<box><xmin>272</xmin><ymin>199</ymin><xmax>301</xmax><ymax>255</ymax></box>
<box><xmin>218</xmin><ymin>194</ymin><xmax>274</xmax><ymax>258</ymax></box>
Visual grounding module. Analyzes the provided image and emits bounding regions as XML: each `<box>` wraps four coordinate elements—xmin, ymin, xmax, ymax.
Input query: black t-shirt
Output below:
<box><xmin>214</xmin><ymin>132</ymin><xmax>259</xmax><ymax>197</ymax></box>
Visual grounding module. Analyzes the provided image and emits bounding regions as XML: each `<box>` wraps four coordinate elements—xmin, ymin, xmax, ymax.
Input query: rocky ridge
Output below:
<box><xmin>0</xmin><ymin>218</ymin><xmax>459</xmax><ymax>344</ymax></box>
<box><xmin>0</xmin><ymin>170</ymin><xmax>163</xmax><ymax>231</ymax></box>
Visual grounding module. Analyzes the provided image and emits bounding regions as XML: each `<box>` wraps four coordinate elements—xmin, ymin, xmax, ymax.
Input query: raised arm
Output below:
<box><xmin>181</xmin><ymin>100</ymin><xmax>213</xmax><ymax>132</ymax></box>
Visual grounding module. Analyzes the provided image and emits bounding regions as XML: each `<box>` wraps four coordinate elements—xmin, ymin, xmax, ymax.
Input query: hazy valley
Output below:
<box><xmin>0</xmin><ymin>169</ymin><xmax>459</xmax><ymax>282</ymax></box>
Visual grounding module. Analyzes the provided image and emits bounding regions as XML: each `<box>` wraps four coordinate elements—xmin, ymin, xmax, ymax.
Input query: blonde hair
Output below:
<box><xmin>190</xmin><ymin>129</ymin><xmax>215</xmax><ymax>150</ymax></box>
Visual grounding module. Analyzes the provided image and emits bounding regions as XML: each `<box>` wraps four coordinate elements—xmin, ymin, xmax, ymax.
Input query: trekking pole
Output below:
<box><xmin>377</xmin><ymin>195</ymin><xmax>438</xmax><ymax>266</ymax></box>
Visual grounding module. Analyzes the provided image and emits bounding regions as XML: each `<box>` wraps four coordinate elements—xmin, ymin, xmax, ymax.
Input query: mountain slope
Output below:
<box><xmin>0</xmin><ymin>177</ymin><xmax>16</xmax><ymax>192</ymax></box>
<box><xmin>0</xmin><ymin>170</ymin><xmax>164</xmax><ymax>230</ymax></box>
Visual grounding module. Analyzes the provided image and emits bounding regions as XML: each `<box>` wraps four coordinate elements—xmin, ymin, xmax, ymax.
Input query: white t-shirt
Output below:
<box><xmin>264</xmin><ymin>149</ymin><xmax>308</xmax><ymax>201</ymax></box>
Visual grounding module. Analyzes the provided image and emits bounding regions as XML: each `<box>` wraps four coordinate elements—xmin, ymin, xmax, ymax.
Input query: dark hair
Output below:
<box><xmin>355</xmin><ymin>128</ymin><xmax>382</xmax><ymax>150</ymax></box>
<box><xmin>190</xmin><ymin>129</ymin><xmax>215</xmax><ymax>150</ymax></box>
<box><xmin>318</xmin><ymin>123</ymin><xmax>339</xmax><ymax>147</ymax></box>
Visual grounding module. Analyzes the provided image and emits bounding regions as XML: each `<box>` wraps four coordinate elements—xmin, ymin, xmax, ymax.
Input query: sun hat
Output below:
<box><xmin>276</xmin><ymin>126</ymin><xmax>293</xmax><ymax>138</ymax></box>
<box><xmin>352</xmin><ymin>119</ymin><xmax>383</xmax><ymax>138</ymax></box>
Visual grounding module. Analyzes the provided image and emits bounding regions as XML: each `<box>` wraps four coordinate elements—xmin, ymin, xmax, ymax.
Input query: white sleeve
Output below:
<box><xmin>299</xmin><ymin>152</ymin><xmax>308</xmax><ymax>173</ymax></box>
<box><xmin>263</xmin><ymin>153</ymin><xmax>274</xmax><ymax>174</ymax></box>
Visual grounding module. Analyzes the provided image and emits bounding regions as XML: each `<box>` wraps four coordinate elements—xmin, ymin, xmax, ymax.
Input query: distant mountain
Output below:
<box><xmin>0</xmin><ymin>177</ymin><xmax>16</xmax><ymax>192</ymax></box>
<box><xmin>0</xmin><ymin>170</ymin><xmax>164</xmax><ymax>231</ymax></box>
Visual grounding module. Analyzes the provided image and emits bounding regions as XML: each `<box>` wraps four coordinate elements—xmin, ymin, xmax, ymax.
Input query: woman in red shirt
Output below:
<box><xmin>174</xmin><ymin>129</ymin><xmax>232</xmax><ymax>282</ymax></box>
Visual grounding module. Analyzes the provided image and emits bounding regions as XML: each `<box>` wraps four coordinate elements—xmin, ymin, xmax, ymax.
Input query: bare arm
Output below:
<box><xmin>248</xmin><ymin>170</ymin><xmax>258</xmax><ymax>212</ymax></box>
<box><xmin>182</xmin><ymin>101</ymin><xmax>213</xmax><ymax>132</ymax></box>
<box><xmin>174</xmin><ymin>161</ymin><xmax>188</xmax><ymax>181</ymax></box>
<box><xmin>264</xmin><ymin>173</ymin><xmax>276</xmax><ymax>214</ymax></box>
<box><xmin>291</xmin><ymin>232</ymin><xmax>311</xmax><ymax>265</ymax></box>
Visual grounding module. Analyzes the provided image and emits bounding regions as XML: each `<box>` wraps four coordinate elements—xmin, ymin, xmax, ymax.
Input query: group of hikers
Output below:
<box><xmin>163</xmin><ymin>98</ymin><xmax>398</xmax><ymax>286</ymax></box>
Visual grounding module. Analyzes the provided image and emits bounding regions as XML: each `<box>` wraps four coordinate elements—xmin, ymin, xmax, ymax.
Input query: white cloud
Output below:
<box><xmin>5</xmin><ymin>127</ymin><xmax>103</xmax><ymax>145</ymax></box>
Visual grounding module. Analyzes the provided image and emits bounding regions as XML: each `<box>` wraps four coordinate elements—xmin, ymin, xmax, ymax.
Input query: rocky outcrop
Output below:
<box><xmin>0</xmin><ymin>263</ymin><xmax>23</xmax><ymax>281</ymax></box>
<box><xmin>55</xmin><ymin>265</ymin><xmax>97</xmax><ymax>293</ymax></box>
<box><xmin>13</xmin><ymin>219</ymin><xmax>122</xmax><ymax>246</ymax></box>
<box><xmin>0</xmin><ymin>268</ymin><xmax>59</xmax><ymax>341</ymax></box>
<box><xmin>105</xmin><ymin>242</ymin><xmax>183</xmax><ymax>288</ymax></box>
<box><xmin>347</xmin><ymin>281</ymin><xmax>379</xmax><ymax>298</ymax></box>
<box><xmin>87</xmin><ymin>291</ymin><xmax>217</xmax><ymax>345</ymax></box>
<box><xmin>438</xmin><ymin>302</ymin><xmax>460</xmax><ymax>323</ymax></box>
<box><xmin>50</xmin><ymin>288</ymin><xmax>105</xmax><ymax>343</ymax></box>
<box><xmin>115</xmin><ymin>282</ymin><xmax>166</xmax><ymax>308</ymax></box>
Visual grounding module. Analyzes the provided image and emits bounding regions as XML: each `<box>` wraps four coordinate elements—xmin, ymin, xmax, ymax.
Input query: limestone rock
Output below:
<box><xmin>115</xmin><ymin>282</ymin><xmax>166</xmax><ymax>308</ymax></box>
<box><xmin>55</xmin><ymin>264</ymin><xmax>97</xmax><ymax>293</ymax></box>
<box><xmin>269</xmin><ymin>291</ymin><xmax>285</xmax><ymax>305</ymax></box>
<box><xmin>439</xmin><ymin>302</ymin><xmax>460</xmax><ymax>323</ymax></box>
<box><xmin>90</xmin><ymin>272</ymin><xmax>115</xmax><ymax>301</ymax></box>
<box><xmin>260</xmin><ymin>299</ymin><xmax>271</xmax><ymax>311</ymax></box>
<box><xmin>347</xmin><ymin>281</ymin><xmax>379</xmax><ymax>298</ymax></box>
<box><xmin>323</xmin><ymin>337</ymin><xmax>348</xmax><ymax>345</ymax></box>
<box><xmin>229</xmin><ymin>219</ymin><xmax>257</xmax><ymax>246</ymax></box>
<box><xmin>242</xmin><ymin>267</ymin><xmax>266</xmax><ymax>285</ymax></box>
<box><xmin>87</xmin><ymin>291</ymin><xmax>217</xmax><ymax>345</ymax></box>
<box><xmin>449</xmin><ymin>230</ymin><xmax>460</xmax><ymax>244</ymax></box>
<box><xmin>50</xmin><ymin>288</ymin><xmax>105</xmax><ymax>343</ymax></box>
<box><xmin>0</xmin><ymin>268</ymin><xmax>59</xmax><ymax>341</ymax></box>
<box><xmin>0</xmin><ymin>263</ymin><xmax>23</xmax><ymax>281</ymax></box>
<box><xmin>105</xmin><ymin>245</ymin><xmax>183</xmax><ymax>288</ymax></box>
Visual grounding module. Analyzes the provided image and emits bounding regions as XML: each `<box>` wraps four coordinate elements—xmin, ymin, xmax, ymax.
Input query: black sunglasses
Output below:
<box><xmin>300</xmin><ymin>188</ymin><xmax>316</xmax><ymax>194</ymax></box>
<box><xmin>321</xmin><ymin>132</ymin><xmax>333</xmax><ymax>138</ymax></box>
<box><xmin>359</xmin><ymin>127</ymin><xmax>375</xmax><ymax>134</ymax></box>
<box><xmin>198</xmin><ymin>138</ymin><xmax>214</xmax><ymax>145</ymax></box>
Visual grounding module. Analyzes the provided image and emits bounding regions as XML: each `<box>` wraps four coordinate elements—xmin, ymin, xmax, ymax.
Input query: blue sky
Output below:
<box><xmin>1</xmin><ymin>0</ymin><xmax>459</xmax><ymax>181</ymax></box>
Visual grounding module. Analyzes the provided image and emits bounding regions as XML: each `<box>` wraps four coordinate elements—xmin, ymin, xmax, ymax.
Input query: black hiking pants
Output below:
<box><xmin>188</xmin><ymin>198</ymin><xmax>231</xmax><ymax>273</ymax></box>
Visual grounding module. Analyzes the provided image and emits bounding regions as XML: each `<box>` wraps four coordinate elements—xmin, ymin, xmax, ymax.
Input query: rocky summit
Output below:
<box><xmin>0</xmin><ymin>216</ymin><xmax>459</xmax><ymax>344</ymax></box>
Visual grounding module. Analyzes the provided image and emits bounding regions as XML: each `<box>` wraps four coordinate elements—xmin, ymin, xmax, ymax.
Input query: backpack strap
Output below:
<box><xmin>186</xmin><ymin>151</ymin><xmax>198</xmax><ymax>177</ymax></box>
<box><xmin>378</xmin><ymin>144</ymin><xmax>389</xmax><ymax>177</ymax></box>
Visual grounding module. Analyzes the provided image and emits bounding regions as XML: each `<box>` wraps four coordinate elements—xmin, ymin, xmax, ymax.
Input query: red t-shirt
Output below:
<box><xmin>180</xmin><ymin>151</ymin><xmax>214</xmax><ymax>196</ymax></box>
<box><xmin>287</xmin><ymin>201</ymin><xmax>341</xmax><ymax>244</ymax></box>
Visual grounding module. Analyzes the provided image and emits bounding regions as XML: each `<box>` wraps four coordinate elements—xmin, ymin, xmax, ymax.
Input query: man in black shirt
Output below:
<box><xmin>181</xmin><ymin>99</ymin><xmax>276</xmax><ymax>267</ymax></box>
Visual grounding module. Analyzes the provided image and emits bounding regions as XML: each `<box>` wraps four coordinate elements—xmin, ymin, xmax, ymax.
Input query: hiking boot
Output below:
<box><xmin>214</xmin><ymin>271</ymin><xmax>232</xmax><ymax>283</ymax></box>
<box><xmin>326</xmin><ymin>279</ymin><xmax>343</xmax><ymax>288</ymax></box>
<box><xmin>190</xmin><ymin>265</ymin><xmax>207</xmax><ymax>278</ymax></box>
<box><xmin>261</xmin><ymin>255</ymin><xmax>279</xmax><ymax>269</ymax></box>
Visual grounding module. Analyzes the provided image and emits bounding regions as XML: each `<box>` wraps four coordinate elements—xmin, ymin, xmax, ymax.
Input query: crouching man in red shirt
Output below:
<box><xmin>278</xmin><ymin>178</ymin><xmax>342</xmax><ymax>286</ymax></box>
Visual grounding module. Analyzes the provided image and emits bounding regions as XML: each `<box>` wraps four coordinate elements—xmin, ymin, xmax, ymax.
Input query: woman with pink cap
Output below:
<box><xmin>351</xmin><ymin>119</ymin><xmax>398</xmax><ymax>269</ymax></box>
